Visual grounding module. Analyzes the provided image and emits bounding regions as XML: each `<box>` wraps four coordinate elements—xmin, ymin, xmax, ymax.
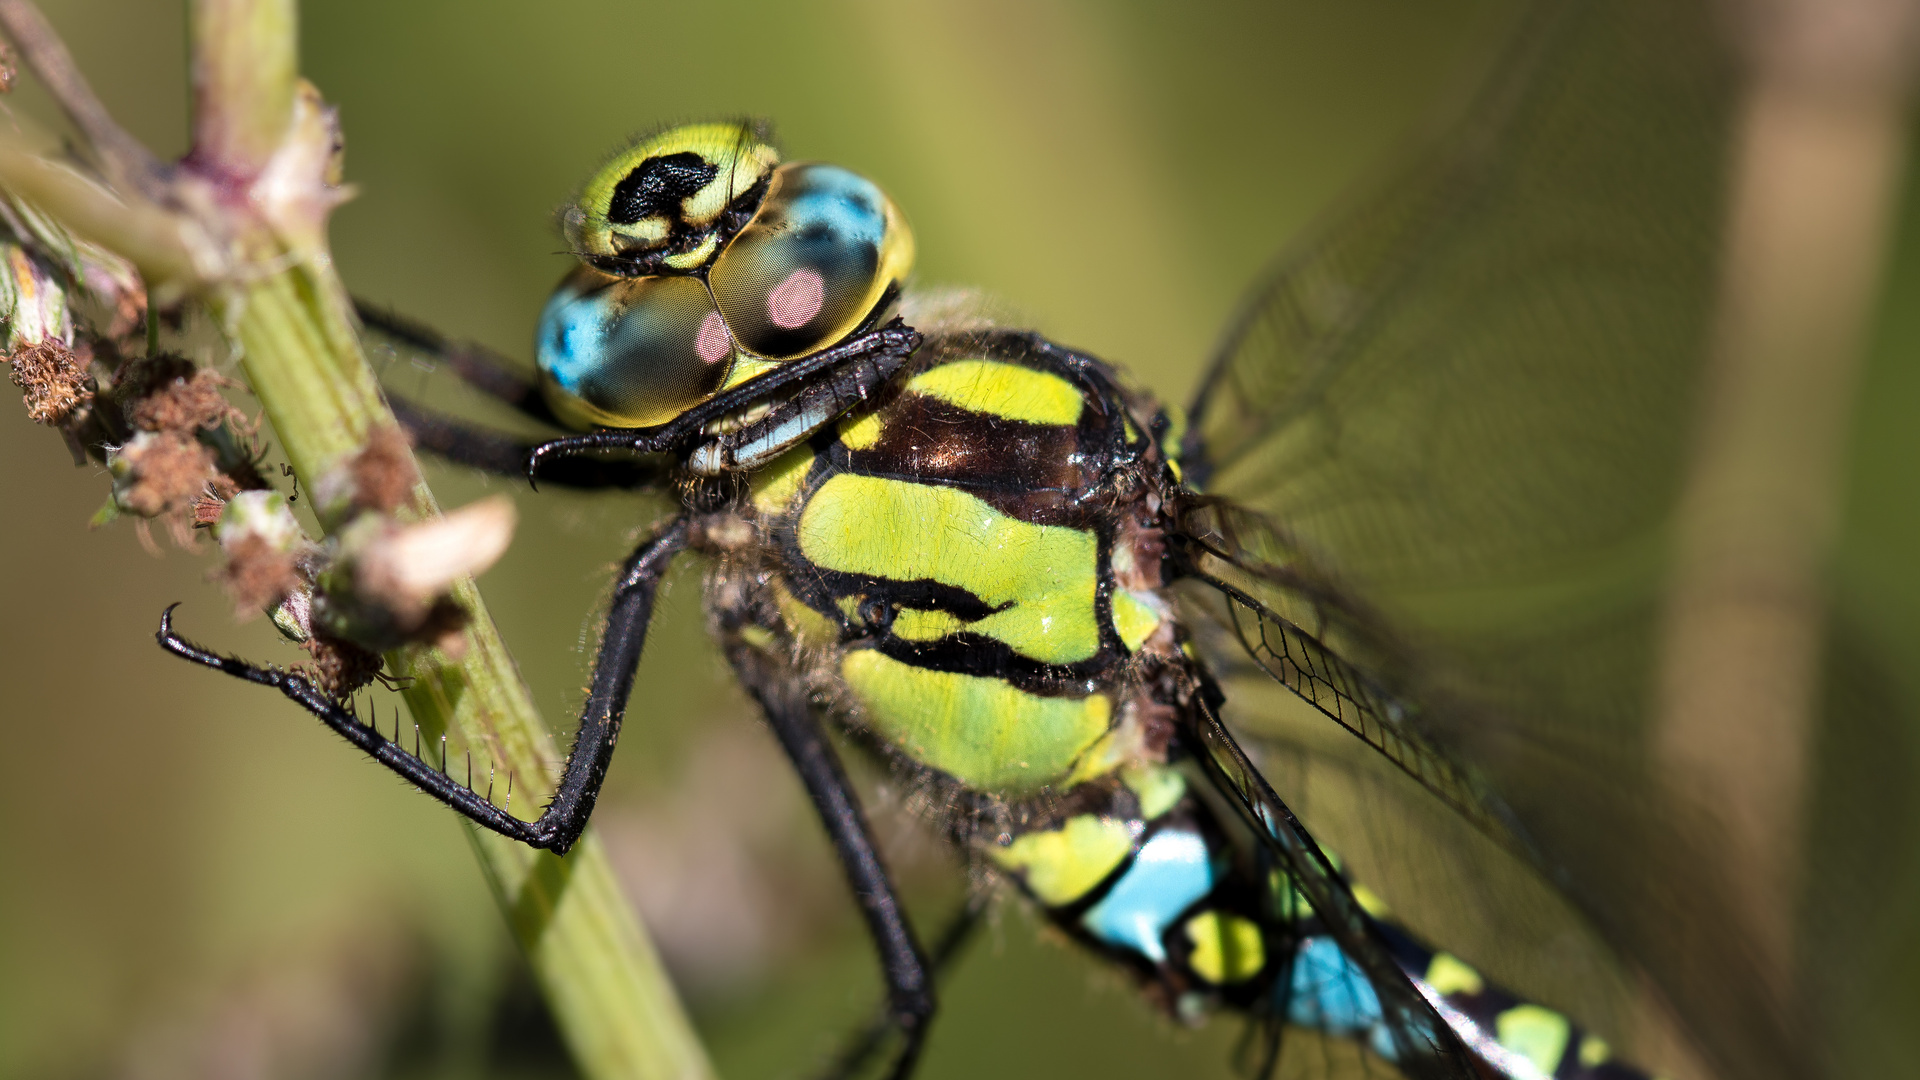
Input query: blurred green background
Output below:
<box><xmin>2</xmin><ymin>1</ymin><xmax>1917</xmax><ymax>1079</ymax></box>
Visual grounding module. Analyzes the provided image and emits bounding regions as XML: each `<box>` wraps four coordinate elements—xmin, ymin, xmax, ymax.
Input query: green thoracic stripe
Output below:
<box><xmin>840</xmin><ymin>650</ymin><xmax>1112</xmax><ymax>794</ymax></box>
<box><xmin>904</xmin><ymin>359</ymin><xmax>1084</xmax><ymax>426</ymax></box>
<box><xmin>797</xmin><ymin>472</ymin><xmax>1101</xmax><ymax>665</ymax></box>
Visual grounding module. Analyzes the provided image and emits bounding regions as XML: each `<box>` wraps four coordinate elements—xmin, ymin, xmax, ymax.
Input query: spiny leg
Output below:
<box><xmin>389</xmin><ymin>395</ymin><xmax>666</xmax><ymax>491</ymax></box>
<box><xmin>727</xmin><ymin>642</ymin><xmax>935</xmax><ymax>1080</ymax></box>
<box><xmin>356</xmin><ymin>298</ymin><xmax>562</xmax><ymax>425</ymax></box>
<box><xmin>354</xmin><ymin>301</ymin><xmax>663</xmax><ymax>490</ymax></box>
<box><xmin>157</xmin><ymin>516</ymin><xmax>691</xmax><ymax>855</ymax></box>
<box><xmin>820</xmin><ymin>892</ymin><xmax>985</xmax><ymax>1080</ymax></box>
<box><xmin>156</xmin><ymin>604</ymin><xmax>548</xmax><ymax>843</ymax></box>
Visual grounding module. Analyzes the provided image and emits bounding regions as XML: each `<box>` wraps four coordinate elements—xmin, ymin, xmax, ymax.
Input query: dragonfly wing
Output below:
<box><xmin>1183</xmin><ymin>687</ymin><xmax>1480</xmax><ymax>1080</ymax></box>
<box><xmin>1173</xmin><ymin>1</ymin><xmax>1827</xmax><ymax>1077</ymax></box>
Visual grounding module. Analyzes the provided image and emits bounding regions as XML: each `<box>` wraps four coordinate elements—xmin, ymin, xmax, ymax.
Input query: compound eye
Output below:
<box><xmin>536</xmin><ymin>268</ymin><xmax>736</xmax><ymax>429</ymax></box>
<box><xmin>564</xmin><ymin>122</ymin><xmax>780</xmax><ymax>277</ymax></box>
<box><xmin>710</xmin><ymin>163</ymin><xmax>914</xmax><ymax>360</ymax></box>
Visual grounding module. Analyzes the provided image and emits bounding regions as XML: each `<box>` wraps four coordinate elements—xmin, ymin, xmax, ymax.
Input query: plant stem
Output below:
<box><xmin>0</xmin><ymin>0</ymin><xmax>713</xmax><ymax>1075</ymax></box>
<box><xmin>183</xmin><ymin>7</ymin><xmax>713</xmax><ymax>1078</ymax></box>
<box><xmin>226</xmin><ymin>266</ymin><xmax>713</xmax><ymax>1080</ymax></box>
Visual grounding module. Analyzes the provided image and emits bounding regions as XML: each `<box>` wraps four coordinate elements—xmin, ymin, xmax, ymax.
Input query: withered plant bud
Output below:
<box><xmin>300</xmin><ymin>632</ymin><xmax>385</xmax><ymax>698</ymax></box>
<box><xmin>111</xmin><ymin>431</ymin><xmax>217</xmax><ymax>517</ymax></box>
<box><xmin>129</xmin><ymin>367</ymin><xmax>236</xmax><ymax>434</ymax></box>
<box><xmin>356</xmin><ymin>495</ymin><xmax>516</xmax><ymax>608</ymax></box>
<box><xmin>219</xmin><ymin>533</ymin><xmax>302</xmax><ymax>615</ymax></box>
<box><xmin>211</xmin><ymin>490</ymin><xmax>309</xmax><ymax>617</ymax></box>
<box><xmin>314</xmin><ymin>496</ymin><xmax>516</xmax><ymax>657</ymax></box>
<box><xmin>7</xmin><ymin>338</ymin><xmax>91</xmax><ymax>425</ymax></box>
<box><xmin>315</xmin><ymin>424</ymin><xmax>418</xmax><ymax>518</ymax></box>
<box><xmin>191</xmin><ymin>474</ymin><xmax>241</xmax><ymax>528</ymax></box>
<box><xmin>0</xmin><ymin>242</ymin><xmax>89</xmax><ymax>425</ymax></box>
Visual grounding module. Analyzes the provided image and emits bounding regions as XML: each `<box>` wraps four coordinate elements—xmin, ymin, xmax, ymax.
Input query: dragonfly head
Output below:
<box><xmin>539</xmin><ymin>121</ymin><xmax>915</xmax><ymax>430</ymax></box>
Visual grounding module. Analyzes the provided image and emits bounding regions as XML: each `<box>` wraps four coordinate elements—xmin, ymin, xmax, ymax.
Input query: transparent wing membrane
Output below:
<box><xmin>1174</xmin><ymin>0</ymin><xmax>1877</xmax><ymax>1077</ymax></box>
<box><xmin>1173</xmin><ymin>513</ymin><xmax>1517</xmax><ymax>851</ymax></box>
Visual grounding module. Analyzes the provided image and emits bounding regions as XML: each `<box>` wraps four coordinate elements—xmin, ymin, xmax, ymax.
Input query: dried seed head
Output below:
<box><xmin>209</xmin><ymin>490</ymin><xmax>311</xmax><ymax>617</ymax></box>
<box><xmin>6</xmin><ymin>338</ymin><xmax>92</xmax><ymax>425</ymax></box>
<box><xmin>347</xmin><ymin>424</ymin><xmax>416</xmax><ymax>514</ymax></box>
<box><xmin>111</xmin><ymin>431</ymin><xmax>217</xmax><ymax>517</ymax></box>
<box><xmin>218</xmin><ymin>533</ymin><xmax>302</xmax><ymax>616</ymax></box>
<box><xmin>299</xmin><ymin>632</ymin><xmax>385</xmax><ymax>698</ymax></box>
<box><xmin>314</xmin><ymin>424</ymin><xmax>418</xmax><ymax>518</ymax></box>
<box><xmin>128</xmin><ymin>367</ymin><xmax>235</xmax><ymax>434</ymax></box>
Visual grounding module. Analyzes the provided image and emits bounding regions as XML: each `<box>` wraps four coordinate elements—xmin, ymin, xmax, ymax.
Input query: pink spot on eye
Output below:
<box><xmin>766</xmin><ymin>268</ymin><xmax>826</xmax><ymax>329</ymax></box>
<box><xmin>695</xmin><ymin>311</ymin><xmax>731</xmax><ymax>363</ymax></box>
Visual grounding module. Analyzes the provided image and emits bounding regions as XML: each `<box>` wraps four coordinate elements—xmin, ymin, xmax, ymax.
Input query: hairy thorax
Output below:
<box><xmin>692</xmin><ymin>328</ymin><xmax>1188</xmax><ymax>829</ymax></box>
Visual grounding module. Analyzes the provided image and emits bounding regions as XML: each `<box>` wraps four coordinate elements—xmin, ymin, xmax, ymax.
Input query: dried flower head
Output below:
<box><xmin>111</xmin><ymin>430</ymin><xmax>217</xmax><ymax>517</ymax></box>
<box><xmin>315</xmin><ymin>424</ymin><xmax>418</xmax><ymax>518</ymax></box>
<box><xmin>6</xmin><ymin>338</ymin><xmax>91</xmax><ymax>425</ymax></box>
<box><xmin>313</xmin><ymin>496</ymin><xmax>515</xmax><ymax>657</ymax></box>
<box><xmin>129</xmin><ymin>366</ymin><xmax>237</xmax><ymax>434</ymax></box>
<box><xmin>299</xmin><ymin>632</ymin><xmax>385</xmax><ymax>698</ymax></box>
<box><xmin>217</xmin><ymin>533</ymin><xmax>302</xmax><ymax>615</ymax></box>
<box><xmin>210</xmin><ymin>490</ymin><xmax>311</xmax><ymax>617</ymax></box>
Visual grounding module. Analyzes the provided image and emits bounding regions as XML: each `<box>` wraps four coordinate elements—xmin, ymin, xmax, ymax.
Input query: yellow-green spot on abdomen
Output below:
<box><xmin>1424</xmin><ymin>952</ymin><xmax>1484</xmax><ymax>997</ymax></box>
<box><xmin>1184</xmin><ymin>911</ymin><xmax>1266</xmax><ymax>985</ymax></box>
<box><xmin>840</xmin><ymin>650</ymin><xmax>1111</xmax><ymax>794</ymax></box>
<box><xmin>771</xmin><ymin>579</ymin><xmax>838</xmax><ymax>649</ymax></box>
<box><xmin>906</xmin><ymin>359</ymin><xmax>1083</xmax><ymax>426</ymax></box>
<box><xmin>799</xmin><ymin>473</ymin><xmax>1101</xmax><ymax>664</ymax></box>
<box><xmin>1497</xmin><ymin>1005</ymin><xmax>1571</xmax><ymax>1075</ymax></box>
<box><xmin>989</xmin><ymin>814</ymin><xmax>1134</xmax><ymax>906</ymax></box>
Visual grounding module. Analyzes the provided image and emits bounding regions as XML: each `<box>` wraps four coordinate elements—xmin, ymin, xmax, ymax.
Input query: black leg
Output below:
<box><xmin>820</xmin><ymin>893</ymin><xmax>984</xmax><ymax>1080</ymax></box>
<box><xmin>390</xmin><ymin>396</ymin><xmax>666</xmax><ymax>491</ymax></box>
<box><xmin>158</xmin><ymin>516</ymin><xmax>691</xmax><ymax>856</ymax></box>
<box><xmin>727</xmin><ymin>642</ymin><xmax>936</xmax><ymax>1080</ymax></box>
<box><xmin>356</xmin><ymin>298</ymin><xmax>565</xmax><ymax>427</ymax></box>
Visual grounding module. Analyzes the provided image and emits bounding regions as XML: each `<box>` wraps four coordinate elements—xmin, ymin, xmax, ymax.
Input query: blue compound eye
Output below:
<box><xmin>709</xmin><ymin>163</ymin><xmax>914</xmax><ymax>360</ymax></box>
<box><xmin>536</xmin><ymin>267</ymin><xmax>736</xmax><ymax>429</ymax></box>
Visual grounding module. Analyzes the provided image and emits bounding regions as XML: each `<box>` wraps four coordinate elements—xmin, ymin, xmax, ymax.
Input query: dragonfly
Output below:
<box><xmin>152</xmin><ymin>0</ymin><xmax>1895</xmax><ymax>1076</ymax></box>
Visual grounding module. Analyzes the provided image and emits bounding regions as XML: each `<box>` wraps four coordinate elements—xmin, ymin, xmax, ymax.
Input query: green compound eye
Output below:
<box><xmin>710</xmin><ymin>162</ymin><xmax>914</xmax><ymax>360</ymax></box>
<box><xmin>563</xmin><ymin>121</ymin><xmax>780</xmax><ymax>277</ymax></box>
<box><xmin>535</xmin><ymin>267</ymin><xmax>736</xmax><ymax>429</ymax></box>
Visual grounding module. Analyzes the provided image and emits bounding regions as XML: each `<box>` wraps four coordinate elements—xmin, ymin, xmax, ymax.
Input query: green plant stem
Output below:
<box><xmin>0</xmin><ymin>0</ymin><xmax>721</xmax><ymax>1076</ymax></box>
<box><xmin>0</xmin><ymin>0</ymin><xmax>715</xmax><ymax>1070</ymax></box>
<box><xmin>180</xmin><ymin>10</ymin><xmax>714</xmax><ymax>1080</ymax></box>
<box><xmin>227</xmin><ymin>263</ymin><xmax>713</xmax><ymax>1080</ymax></box>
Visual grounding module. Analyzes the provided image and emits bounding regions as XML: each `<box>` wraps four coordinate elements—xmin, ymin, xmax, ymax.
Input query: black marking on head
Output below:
<box><xmin>607</xmin><ymin>152</ymin><xmax>721</xmax><ymax>226</ymax></box>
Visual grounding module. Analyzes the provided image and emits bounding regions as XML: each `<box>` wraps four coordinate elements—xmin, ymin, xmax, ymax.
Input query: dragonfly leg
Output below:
<box><xmin>356</xmin><ymin>298</ymin><xmax>562</xmax><ymax>424</ymax></box>
<box><xmin>357</xmin><ymin>299</ymin><xmax>664</xmax><ymax>490</ymax></box>
<box><xmin>156</xmin><ymin>515</ymin><xmax>691</xmax><ymax>855</ymax></box>
<box><xmin>728</xmin><ymin>642</ymin><xmax>936</xmax><ymax>1080</ymax></box>
<box><xmin>818</xmin><ymin>893</ymin><xmax>985</xmax><ymax>1080</ymax></box>
<box><xmin>389</xmin><ymin>395</ymin><xmax>666</xmax><ymax>491</ymax></box>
